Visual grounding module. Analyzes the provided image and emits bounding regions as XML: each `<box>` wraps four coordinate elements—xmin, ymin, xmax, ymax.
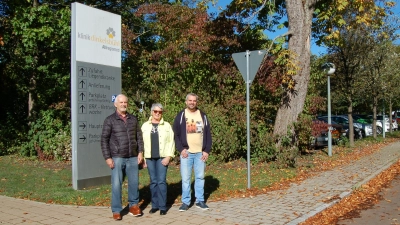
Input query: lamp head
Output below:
<box><xmin>322</xmin><ymin>62</ymin><xmax>336</xmax><ymax>75</ymax></box>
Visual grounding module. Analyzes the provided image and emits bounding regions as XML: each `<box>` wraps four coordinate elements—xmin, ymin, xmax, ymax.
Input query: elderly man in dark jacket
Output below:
<box><xmin>101</xmin><ymin>94</ymin><xmax>144</xmax><ymax>220</ymax></box>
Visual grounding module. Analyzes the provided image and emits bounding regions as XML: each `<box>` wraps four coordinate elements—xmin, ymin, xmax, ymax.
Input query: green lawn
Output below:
<box><xmin>0</xmin><ymin>155</ymin><xmax>298</xmax><ymax>206</ymax></box>
<box><xmin>1</xmin><ymin>134</ymin><xmax>398</xmax><ymax>206</ymax></box>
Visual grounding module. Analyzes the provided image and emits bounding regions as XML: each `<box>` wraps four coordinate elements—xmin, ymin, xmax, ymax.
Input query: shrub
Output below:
<box><xmin>337</xmin><ymin>136</ymin><xmax>349</xmax><ymax>147</ymax></box>
<box><xmin>0</xmin><ymin>113</ymin><xmax>28</xmax><ymax>156</ymax></box>
<box><xmin>250</xmin><ymin>122</ymin><xmax>276</xmax><ymax>164</ymax></box>
<box><xmin>274</xmin><ymin>130</ymin><xmax>299</xmax><ymax>168</ymax></box>
<box><xmin>20</xmin><ymin>109</ymin><xmax>71</xmax><ymax>161</ymax></box>
<box><xmin>206</xmin><ymin>106</ymin><xmax>246</xmax><ymax>163</ymax></box>
<box><xmin>294</xmin><ymin>114</ymin><xmax>313</xmax><ymax>152</ymax></box>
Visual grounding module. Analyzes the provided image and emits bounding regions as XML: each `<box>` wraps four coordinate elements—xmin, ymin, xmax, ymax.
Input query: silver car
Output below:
<box><xmin>320</xmin><ymin>115</ymin><xmax>372</xmax><ymax>138</ymax></box>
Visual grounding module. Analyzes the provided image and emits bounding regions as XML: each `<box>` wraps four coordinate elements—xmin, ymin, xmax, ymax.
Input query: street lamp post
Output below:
<box><xmin>322</xmin><ymin>63</ymin><xmax>336</xmax><ymax>157</ymax></box>
<box><xmin>383</xmin><ymin>100</ymin><xmax>385</xmax><ymax>138</ymax></box>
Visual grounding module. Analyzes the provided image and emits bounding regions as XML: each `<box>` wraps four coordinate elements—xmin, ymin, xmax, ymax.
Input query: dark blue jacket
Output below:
<box><xmin>173</xmin><ymin>109</ymin><xmax>212</xmax><ymax>154</ymax></box>
<box><xmin>101</xmin><ymin>111</ymin><xmax>144</xmax><ymax>160</ymax></box>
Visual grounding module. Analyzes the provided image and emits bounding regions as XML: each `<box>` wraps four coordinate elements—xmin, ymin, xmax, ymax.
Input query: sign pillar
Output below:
<box><xmin>71</xmin><ymin>2</ymin><xmax>122</xmax><ymax>190</ymax></box>
<box><xmin>245</xmin><ymin>50</ymin><xmax>251</xmax><ymax>189</ymax></box>
<box><xmin>232</xmin><ymin>50</ymin><xmax>266</xmax><ymax>189</ymax></box>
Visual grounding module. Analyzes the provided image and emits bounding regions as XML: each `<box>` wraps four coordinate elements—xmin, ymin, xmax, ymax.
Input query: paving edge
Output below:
<box><xmin>352</xmin><ymin>158</ymin><xmax>397</xmax><ymax>190</ymax></box>
<box><xmin>285</xmin><ymin>191</ymin><xmax>351</xmax><ymax>225</ymax></box>
<box><xmin>285</xmin><ymin>157</ymin><xmax>399</xmax><ymax>225</ymax></box>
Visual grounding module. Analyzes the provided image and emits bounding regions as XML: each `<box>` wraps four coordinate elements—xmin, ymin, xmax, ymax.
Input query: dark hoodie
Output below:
<box><xmin>172</xmin><ymin>109</ymin><xmax>212</xmax><ymax>154</ymax></box>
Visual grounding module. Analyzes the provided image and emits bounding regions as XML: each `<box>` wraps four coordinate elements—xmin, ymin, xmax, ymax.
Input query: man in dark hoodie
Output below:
<box><xmin>101</xmin><ymin>94</ymin><xmax>144</xmax><ymax>220</ymax></box>
<box><xmin>173</xmin><ymin>93</ymin><xmax>212</xmax><ymax>212</ymax></box>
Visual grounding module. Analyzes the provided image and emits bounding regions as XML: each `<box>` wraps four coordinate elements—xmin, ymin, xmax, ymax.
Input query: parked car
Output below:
<box><xmin>368</xmin><ymin>115</ymin><xmax>397</xmax><ymax>132</ymax></box>
<box><xmin>337</xmin><ymin>115</ymin><xmax>373</xmax><ymax>137</ymax></box>
<box><xmin>372</xmin><ymin>115</ymin><xmax>390</xmax><ymax>132</ymax></box>
<box><xmin>317</xmin><ymin>117</ymin><xmax>361</xmax><ymax>139</ymax></box>
<box><xmin>376</xmin><ymin>115</ymin><xmax>398</xmax><ymax>131</ymax></box>
<box><xmin>318</xmin><ymin>115</ymin><xmax>369</xmax><ymax>138</ymax></box>
<box><xmin>353</xmin><ymin>114</ymin><xmax>383</xmax><ymax>134</ymax></box>
<box><xmin>392</xmin><ymin>111</ymin><xmax>400</xmax><ymax>124</ymax></box>
<box><xmin>310</xmin><ymin>119</ymin><xmax>343</xmax><ymax>149</ymax></box>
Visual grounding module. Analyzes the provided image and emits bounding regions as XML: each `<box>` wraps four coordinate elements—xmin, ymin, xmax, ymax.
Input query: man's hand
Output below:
<box><xmin>142</xmin><ymin>160</ymin><xmax>147</xmax><ymax>168</ymax></box>
<box><xmin>181</xmin><ymin>149</ymin><xmax>188</xmax><ymax>158</ymax></box>
<box><xmin>201</xmin><ymin>152</ymin><xmax>209</xmax><ymax>162</ymax></box>
<box><xmin>138</xmin><ymin>152</ymin><xmax>143</xmax><ymax>164</ymax></box>
<box><xmin>106</xmin><ymin>158</ymin><xmax>114</xmax><ymax>169</ymax></box>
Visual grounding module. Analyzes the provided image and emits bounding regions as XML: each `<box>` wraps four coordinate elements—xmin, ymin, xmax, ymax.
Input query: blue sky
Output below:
<box><xmin>208</xmin><ymin>0</ymin><xmax>400</xmax><ymax>55</ymax></box>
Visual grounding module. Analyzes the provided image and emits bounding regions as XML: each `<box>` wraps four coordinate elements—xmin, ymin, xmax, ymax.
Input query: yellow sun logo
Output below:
<box><xmin>106</xmin><ymin>28</ymin><xmax>116</xmax><ymax>39</ymax></box>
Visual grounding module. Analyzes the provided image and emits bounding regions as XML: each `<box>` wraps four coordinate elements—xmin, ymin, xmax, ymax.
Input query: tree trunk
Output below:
<box><xmin>28</xmin><ymin>93</ymin><xmax>33</xmax><ymax>118</ymax></box>
<box><xmin>347</xmin><ymin>99</ymin><xmax>354</xmax><ymax>147</ymax></box>
<box><xmin>389</xmin><ymin>98</ymin><xmax>393</xmax><ymax>133</ymax></box>
<box><xmin>28</xmin><ymin>0</ymin><xmax>39</xmax><ymax>119</ymax></box>
<box><xmin>273</xmin><ymin>0</ymin><xmax>315</xmax><ymax>139</ymax></box>
<box><xmin>372</xmin><ymin>96</ymin><xmax>378</xmax><ymax>138</ymax></box>
<box><xmin>28</xmin><ymin>74</ymin><xmax>36</xmax><ymax>119</ymax></box>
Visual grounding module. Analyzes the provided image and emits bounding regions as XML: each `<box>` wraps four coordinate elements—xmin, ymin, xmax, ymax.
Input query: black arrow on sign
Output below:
<box><xmin>79</xmin><ymin>122</ymin><xmax>86</xmax><ymax>130</ymax></box>
<box><xmin>79</xmin><ymin>80</ymin><xmax>85</xmax><ymax>88</ymax></box>
<box><xmin>79</xmin><ymin>92</ymin><xmax>85</xmax><ymax>101</ymax></box>
<box><xmin>79</xmin><ymin>135</ymin><xmax>86</xmax><ymax>141</ymax></box>
<box><xmin>80</xmin><ymin>105</ymin><xmax>85</xmax><ymax>113</ymax></box>
<box><xmin>79</xmin><ymin>67</ymin><xmax>85</xmax><ymax>76</ymax></box>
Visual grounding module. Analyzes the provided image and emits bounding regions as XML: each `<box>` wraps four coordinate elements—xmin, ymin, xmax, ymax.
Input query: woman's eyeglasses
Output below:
<box><xmin>153</xmin><ymin>110</ymin><xmax>163</xmax><ymax>114</ymax></box>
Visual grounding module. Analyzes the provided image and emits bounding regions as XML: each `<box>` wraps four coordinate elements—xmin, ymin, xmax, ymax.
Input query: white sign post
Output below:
<box><xmin>232</xmin><ymin>50</ymin><xmax>266</xmax><ymax>189</ymax></box>
<box><xmin>71</xmin><ymin>2</ymin><xmax>121</xmax><ymax>190</ymax></box>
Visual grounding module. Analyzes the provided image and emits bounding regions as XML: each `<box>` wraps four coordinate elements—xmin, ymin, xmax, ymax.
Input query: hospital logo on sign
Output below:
<box><xmin>106</xmin><ymin>27</ymin><xmax>116</xmax><ymax>39</ymax></box>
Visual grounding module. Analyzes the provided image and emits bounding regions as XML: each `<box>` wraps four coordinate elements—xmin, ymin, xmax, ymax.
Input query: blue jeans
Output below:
<box><xmin>180</xmin><ymin>152</ymin><xmax>205</xmax><ymax>205</ymax></box>
<box><xmin>111</xmin><ymin>157</ymin><xmax>139</xmax><ymax>213</ymax></box>
<box><xmin>146</xmin><ymin>158</ymin><xmax>168</xmax><ymax>210</ymax></box>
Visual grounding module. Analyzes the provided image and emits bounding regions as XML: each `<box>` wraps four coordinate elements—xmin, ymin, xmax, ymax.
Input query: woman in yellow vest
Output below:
<box><xmin>141</xmin><ymin>103</ymin><xmax>175</xmax><ymax>215</ymax></box>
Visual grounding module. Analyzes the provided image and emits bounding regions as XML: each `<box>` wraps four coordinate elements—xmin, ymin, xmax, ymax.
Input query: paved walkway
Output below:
<box><xmin>2</xmin><ymin>142</ymin><xmax>400</xmax><ymax>225</ymax></box>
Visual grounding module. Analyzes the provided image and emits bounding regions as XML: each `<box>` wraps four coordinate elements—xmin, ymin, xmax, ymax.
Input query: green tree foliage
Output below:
<box><xmin>325</xmin><ymin>8</ymin><xmax>399</xmax><ymax>144</ymax></box>
<box><xmin>10</xmin><ymin>4</ymin><xmax>71</xmax><ymax>117</ymax></box>
<box><xmin>121</xmin><ymin>2</ymin><xmax>279</xmax><ymax>163</ymax></box>
<box><xmin>0</xmin><ymin>2</ymin><xmax>70</xmax><ymax>154</ymax></box>
<box><xmin>0</xmin><ymin>0</ymin><xmax>397</xmax><ymax>167</ymax></box>
<box><xmin>1</xmin><ymin>0</ymin><xmax>279</xmax><ymax>163</ymax></box>
<box><xmin>222</xmin><ymin>0</ymin><xmax>394</xmax><ymax>144</ymax></box>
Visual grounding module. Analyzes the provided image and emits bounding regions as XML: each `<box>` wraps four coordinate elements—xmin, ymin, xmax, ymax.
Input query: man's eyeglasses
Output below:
<box><xmin>153</xmin><ymin>110</ymin><xmax>163</xmax><ymax>114</ymax></box>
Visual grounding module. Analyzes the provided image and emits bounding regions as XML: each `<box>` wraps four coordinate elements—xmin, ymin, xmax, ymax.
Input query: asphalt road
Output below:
<box><xmin>337</xmin><ymin>174</ymin><xmax>400</xmax><ymax>225</ymax></box>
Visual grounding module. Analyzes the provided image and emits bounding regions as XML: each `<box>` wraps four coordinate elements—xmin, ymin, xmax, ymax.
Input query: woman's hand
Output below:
<box><xmin>161</xmin><ymin>157</ymin><xmax>171</xmax><ymax>166</ymax></box>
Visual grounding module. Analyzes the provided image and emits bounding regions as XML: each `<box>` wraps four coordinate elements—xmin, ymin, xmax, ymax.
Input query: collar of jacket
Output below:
<box><xmin>114</xmin><ymin>111</ymin><xmax>131</xmax><ymax>119</ymax></box>
<box><xmin>147</xmin><ymin>116</ymin><xmax>164</xmax><ymax>125</ymax></box>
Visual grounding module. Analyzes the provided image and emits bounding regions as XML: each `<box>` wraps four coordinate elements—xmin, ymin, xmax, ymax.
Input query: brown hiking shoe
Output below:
<box><xmin>129</xmin><ymin>205</ymin><xmax>142</xmax><ymax>216</ymax></box>
<box><xmin>113</xmin><ymin>213</ymin><xmax>122</xmax><ymax>220</ymax></box>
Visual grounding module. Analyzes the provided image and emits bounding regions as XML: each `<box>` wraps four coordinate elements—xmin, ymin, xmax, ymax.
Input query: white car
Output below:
<box><xmin>353</xmin><ymin>115</ymin><xmax>384</xmax><ymax>134</ymax></box>
<box><xmin>376</xmin><ymin>115</ymin><xmax>398</xmax><ymax>131</ymax></box>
